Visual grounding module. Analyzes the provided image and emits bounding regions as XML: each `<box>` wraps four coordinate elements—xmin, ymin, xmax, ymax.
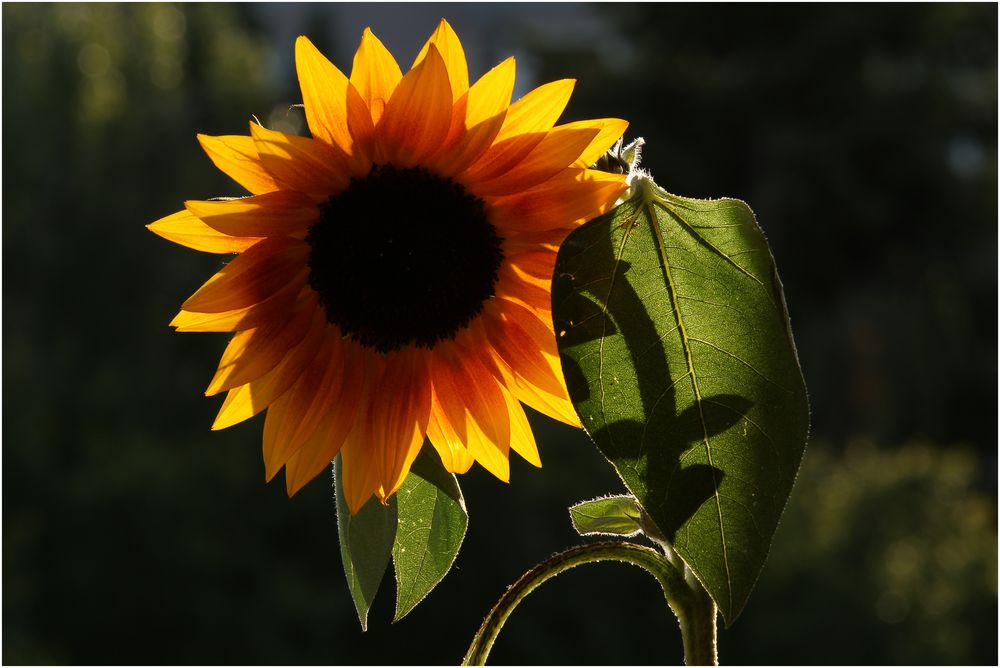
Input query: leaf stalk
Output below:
<box><xmin>461</xmin><ymin>541</ymin><xmax>718</xmax><ymax>665</ymax></box>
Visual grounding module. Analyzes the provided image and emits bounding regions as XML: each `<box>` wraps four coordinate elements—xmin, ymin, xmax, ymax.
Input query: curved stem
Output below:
<box><xmin>461</xmin><ymin>541</ymin><xmax>717</xmax><ymax>665</ymax></box>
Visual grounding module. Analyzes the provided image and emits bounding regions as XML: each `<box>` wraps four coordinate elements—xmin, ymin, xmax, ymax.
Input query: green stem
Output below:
<box><xmin>680</xmin><ymin>567</ymin><xmax>718</xmax><ymax>666</ymax></box>
<box><xmin>461</xmin><ymin>541</ymin><xmax>718</xmax><ymax>665</ymax></box>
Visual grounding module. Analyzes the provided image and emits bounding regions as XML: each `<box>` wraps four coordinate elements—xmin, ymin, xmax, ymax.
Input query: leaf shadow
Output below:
<box><xmin>556</xmin><ymin>217</ymin><xmax>755</xmax><ymax>543</ymax></box>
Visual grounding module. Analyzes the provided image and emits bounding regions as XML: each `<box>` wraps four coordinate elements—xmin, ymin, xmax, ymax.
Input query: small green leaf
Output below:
<box><xmin>392</xmin><ymin>443</ymin><xmax>468</xmax><ymax>622</ymax></box>
<box><xmin>569</xmin><ymin>495</ymin><xmax>644</xmax><ymax>537</ymax></box>
<box><xmin>552</xmin><ymin>176</ymin><xmax>809</xmax><ymax>625</ymax></box>
<box><xmin>334</xmin><ymin>456</ymin><xmax>397</xmax><ymax>631</ymax></box>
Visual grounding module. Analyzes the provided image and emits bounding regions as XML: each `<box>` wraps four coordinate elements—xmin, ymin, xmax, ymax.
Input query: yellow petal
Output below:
<box><xmin>499</xmin><ymin>382</ymin><xmax>541</xmax><ymax>468</ymax></box>
<box><xmin>197</xmin><ymin>134</ymin><xmax>280</xmax><ymax>195</ymax></box>
<box><xmin>467</xmin><ymin>57</ymin><xmax>516</xmax><ymax>127</ymax></box>
<box><xmin>463</xmin><ymin>79</ymin><xmax>575</xmax><ymax>183</ymax></box>
<box><xmin>377</xmin><ymin>43</ymin><xmax>453</xmax><ymax>167</ymax></box>
<box><xmin>570</xmin><ymin>118</ymin><xmax>630</xmax><ymax>167</ymax></box>
<box><xmin>249</xmin><ymin>122</ymin><xmax>349</xmax><ymax>199</ymax></box>
<box><xmin>294</xmin><ymin>35</ymin><xmax>373</xmax><ymax>177</ymax></box>
<box><xmin>469</xmin><ymin>125</ymin><xmax>599</xmax><ymax>197</ymax></box>
<box><xmin>181</xmin><ymin>237</ymin><xmax>308</xmax><ymax>313</ymax></box>
<box><xmin>184</xmin><ymin>191</ymin><xmax>317</xmax><ymax>238</ymax></box>
<box><xmin>427</xmin><ymin>57</ymin><xmax>515</xmax><ymax>177</ymax></box>
<box><xmin>426</xmin><ymin>383</ymin><xmax>475</xmax><ymax>474</ymax></box>
<box><xmin>487</xmin><ymin>343</ymin><xmax>580</xmax><ymax>428</ymax></box>
<box><xmin>148</xmin><ymin>209</ymin><xmax>263</xmax><ymax>254</ymax></box>
<box><xmin>412</xmin><ymin>18</ymin><xmax>468</xmax><ymax>100</ymax></box>
<box><xmin>350</xmin><ymin>28</ymin><xmax>402</xmax><ymax>125</ymax></box>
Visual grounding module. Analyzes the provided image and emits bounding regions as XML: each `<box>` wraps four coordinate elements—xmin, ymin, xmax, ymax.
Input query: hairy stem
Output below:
<box><xmin>461</xmin><ymin>541</ymin><xmax>717</xmax><ymax>665</ymax></box>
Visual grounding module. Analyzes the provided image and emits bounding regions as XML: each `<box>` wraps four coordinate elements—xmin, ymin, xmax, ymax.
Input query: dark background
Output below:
<box><xmin>3</xmin><ymin>3</ymin><xmax>997</xmax><ymax>664</ymax></box>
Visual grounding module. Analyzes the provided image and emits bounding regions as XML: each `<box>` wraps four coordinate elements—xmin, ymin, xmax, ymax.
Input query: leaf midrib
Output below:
<box><xmin>640</xmin><ymin>184</ymin><xmax>734</xmax><ymax>617</ymax></box>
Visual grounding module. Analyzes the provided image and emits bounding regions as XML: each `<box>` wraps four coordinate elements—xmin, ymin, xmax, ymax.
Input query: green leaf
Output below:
<box><xmin>334</xmin><ymin>456</ymin><xmax>397</xmax><ymax>631</ymax></box>
<box><xmin>569</xmin><ymin>495</ymin><xmax>644</xmax><ymax>537</ymax></box>
<box><xmin>391</xmin><ymin>443</ymin><xmax>468</xmax><ymax>622</ymax></box>
<box><xmin>552</xmin><ymin>176</ymin><xmax>809</xmax><ymax>625</ymax></box>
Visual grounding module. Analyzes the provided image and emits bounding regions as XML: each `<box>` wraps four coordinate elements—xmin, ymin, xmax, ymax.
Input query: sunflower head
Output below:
<box><xmin>149</xmin><ymin>20</ymin><xmax>628</xmax><ymax>513</ymax></box>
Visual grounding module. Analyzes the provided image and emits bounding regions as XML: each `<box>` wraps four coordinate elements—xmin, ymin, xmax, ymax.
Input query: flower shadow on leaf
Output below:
<box><xmin>556</xmin><ymin>222</ymin><xmax>754</xmax><ymax>543</ymax></box>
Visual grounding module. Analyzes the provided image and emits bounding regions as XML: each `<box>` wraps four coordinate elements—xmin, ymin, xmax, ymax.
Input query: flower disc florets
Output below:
<box><xmin>306</xmin><ymin>164</ymin><xmax>503</xmax><ymax>353</ymax></box>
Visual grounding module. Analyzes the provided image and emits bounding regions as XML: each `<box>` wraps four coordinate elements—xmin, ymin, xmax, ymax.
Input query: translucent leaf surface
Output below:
<box><xmin>392</xmin><ymin>444</ymin><xmax>468</xmax><ymax>622</ymax></box>
<box><xmin>334</xmin><ymin>456</ymin><xmax>397</xmax><ymax>632</ymax></box>
<box><xmin>569</xmin><ymin>495</ymin><xmax>643</xmax><ymax>537</ymax></box>
<box><xmin>334</xmin><ymin>444</ymin><xmax>467</xmax><ymax>629</ymax></box>
<box><xmin>552</xmin><ymin>177</ymin><xmax>809</xmax><ymax>624</ymax></box>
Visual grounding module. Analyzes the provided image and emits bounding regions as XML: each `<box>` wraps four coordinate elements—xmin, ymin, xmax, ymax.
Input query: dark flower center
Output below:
<box><xmin>306</xmin><ymin>164</ymin><xmax>503</xmax><ymax>353</ymax></box>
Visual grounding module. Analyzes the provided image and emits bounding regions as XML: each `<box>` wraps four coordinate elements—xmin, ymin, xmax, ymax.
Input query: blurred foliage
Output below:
<box><xmin>724</xmin><ymin>441</ymin><xmax>997</xmax><ymax>665</ymax></box>
<box><xmin>537</xmin><ymin>3</ymin><xmax>998</xmax><ymax>453</ymax></box>
<box><xmin>2</xmin><ymin>3</ymin><xmax>997</xmax><ymax>665</ymax></box>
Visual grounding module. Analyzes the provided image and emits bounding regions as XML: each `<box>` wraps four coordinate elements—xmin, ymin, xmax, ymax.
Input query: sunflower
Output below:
<box><xmin>149</xmin><ymin>20</ymin><xmax>628</xmax><ymax>513</ymax></box>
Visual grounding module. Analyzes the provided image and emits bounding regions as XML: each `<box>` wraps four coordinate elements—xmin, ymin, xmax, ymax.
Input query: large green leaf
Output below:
<box><xmin>552</xmin><ymin>176</ymin><xmax>809</xmax><ymax>624</ymax></box>
<box><xmin>334</xmin><ymin>456</ymin><xmax>397</xmax><ymax>632</ymax></box>
<box><xmin>392</xmin><ymin>444</ymin><xmax>468</xmax><ymax>621</ymax></box>
<box><xmin>334</xmin><ymin>443</ymin><xmax>468</xmax><ymax>629</ymax></box>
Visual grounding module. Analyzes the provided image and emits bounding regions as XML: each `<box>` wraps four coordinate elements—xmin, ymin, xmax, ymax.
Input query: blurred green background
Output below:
<box><xmin>3</xmin><ymin>3</ymin><xmax>996</xmax><ymax>664</ymax></box>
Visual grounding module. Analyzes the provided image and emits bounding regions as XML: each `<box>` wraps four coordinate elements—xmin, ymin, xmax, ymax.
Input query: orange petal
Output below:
<box><xmin>181</xmin><ymin>236</ymin><xmax>309</xmax><ymax>313</ymax></box>
<box><xmin>493</xmin><ymin>261</ymin><xmax>553</xmax><ymax>317</ymax></box>
<box><xmin>197</xmin><ymin>134</ymin><xmax>280</xmax><ymax>195</ymax></box>
<box><xmin>261</xmin><ymin>332</ymin><xmax>339</xmax><ymax>478</ymax></box>
<box><xmin>371</xmin><ymin>349</ymin><xmax>431</xmax><ymax>498</ymax></box>
<box><xmin>148</xmin><ymin>209</ymin><xmax>263</xmax><ymax>254</ymax></box>
<box><xmin>334</xmin><ymin>345</ymin><xmax>388</xmax><ymax>512</ymax></box>
<box><xmin>279</xmin><ymin>334</ymin><xmax>348</xmax><ymax>468</ymax></box>
<box><xmin>506</xmin><ymin>249</ymin><xmax>557</xmax><ymax>281</ymax></box>
<box><xmin>483</xmin><ymin>299</ymin><xmax>565</xmax><ymax>398</ymax></box>
<box><xmin>377</xmin><ymin>44</ymin><xmax>453</xmax><ymax>167</ymax></box>
<box><xmin>282</xmin><ymin>345</ymin><xmax>367</xmax><ymax>495</ymax></box>
<box><xmin>432</xmin><ymin>343</ymin><xmax>511</xmax><ymax>481</ymax></box>
<box><xmin>185</xmin><ymin>191</ymin><xmax>317</xmax><ymax>238</ymax></box>
<box><xmin>250</xmin><ymin>123</ymin><xmax>349</xmax><ymax>200</ymax></box>
<box><xmin>469</xmin><ymin>125</ymin><xmax>600</xmax><ymax>197</ymax></box>
<box><xmin>211</xmin><ymin>313</ymin><xmax>327</xmax><ymax>430</ymax></box>
<box><xmin>350</xmin><ymin>28</ymin><xmax>402</xmax><ymax>126</ymax></box>
<box><xmin>206</xmin><ymin>294</ymin><xmax>317</xmax><ymax>395</ymax></box>
<box><xmin>294</xmin><ymin>35</ymin><xmax>373</xmax><ymax>176</ymax></box>
<box><xmin>170</xmin><ymin>282</ymin><xmax>306</xmax><ymax>333</ymax></box>
<box><xmin>570</xmin><ymin>118</ymin><xmax>629</xmax><ymax>167</ymax></box>
<box><xmin>487</xmin><ymin>168</ymin><xmax>627</xmax><ymax>233</ymax></box>
<box><xmin>412</xmin><ymin>19</ymin><xmax>468</xmax><ymax>100</ymax></box>
<box><xmin>463</xmin><ymin>79</ymin><xmax>575</xmax><ymax>183</ymax></box>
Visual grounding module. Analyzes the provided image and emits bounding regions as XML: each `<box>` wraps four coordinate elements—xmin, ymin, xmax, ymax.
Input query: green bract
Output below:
<box><xmin>552</xmin><ymin>175</ymin><xmax>809</xmax><ymax>624</ymax></box>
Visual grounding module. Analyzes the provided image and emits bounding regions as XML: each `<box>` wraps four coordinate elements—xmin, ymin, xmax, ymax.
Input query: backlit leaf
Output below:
<box><xmin>569</xmin><ymin>495</ymin><xmax>643</xmax><ymax>537</ymax></box>
<box><xmin>552</xmin><ymin>176</ymin><xmax>809</xmax><ymax>624</ymax></box>
<box><xmin>334</xmin><ymin>456</ymin><xmax>397</xmax><ymax>631</ymax></box>
<box><xmin>392</xmin><ymin>443</ymin><xmax>468</xmax><ymax>622</ymax></box>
